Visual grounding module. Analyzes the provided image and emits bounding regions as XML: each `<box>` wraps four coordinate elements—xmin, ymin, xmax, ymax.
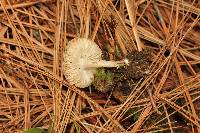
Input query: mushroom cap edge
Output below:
<box><xmin>63</xmin><ymin>38</ymin><xmax>102</xmax><ymax>88</ymax></box>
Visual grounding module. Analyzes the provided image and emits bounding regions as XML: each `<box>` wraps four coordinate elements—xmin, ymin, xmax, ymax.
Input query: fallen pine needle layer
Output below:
<box><xmin>0</xmin><ymin>0</ymin><xmax>200</xmax><ymax>132</ymax></box>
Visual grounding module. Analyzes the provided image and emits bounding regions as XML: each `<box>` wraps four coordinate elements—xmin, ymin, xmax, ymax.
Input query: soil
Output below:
<box><xmin>112</xmin><ymin>48</ymin><xmax>152</xmax><ymax>102</ymax></box>
<box><xmin>114</xmin><ymin>48</ymin><xmax>152</xmax><ymax>80</ymax></box>
<box><xmin>93</xmin><ymin>48</ymin><xmax>152</xmax><ymax>102</ymax></box>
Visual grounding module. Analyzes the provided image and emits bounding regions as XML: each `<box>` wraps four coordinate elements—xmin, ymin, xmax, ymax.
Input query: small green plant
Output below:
<box><xmin>127</xmin><ymin>107</ymin><xmax>142</xmax><ymax>122</ymax></box>
<box><xmin>72</xmin><ymin>122</ymin><xmax>81</xmax><ymax>133</ymax></box>
<box><xmin>24</xmin><ymin>128</ymin><xmax>42</xmax><ymax>133</ymax></box>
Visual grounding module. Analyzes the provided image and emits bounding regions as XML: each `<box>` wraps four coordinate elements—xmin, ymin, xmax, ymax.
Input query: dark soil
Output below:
<box><xmin>93</xmin><ymin>48</ymin><xmax>152</xmax><ymax>102</ymax></box>
<box><xmin>112</xmin><ymin>48</ymin><xmax>152</xmax><ymax>102</ymax></box>
<box><xmin>114</xmin><ymin>48</ymin><xmax>152</xmax><ymax>80</ymax></box>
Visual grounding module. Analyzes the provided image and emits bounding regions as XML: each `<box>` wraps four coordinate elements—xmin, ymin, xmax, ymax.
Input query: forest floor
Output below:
<box><xmin>0</xmin><ymin>0</ymin><xmax>200</xmax><ymax>132</ymax></box>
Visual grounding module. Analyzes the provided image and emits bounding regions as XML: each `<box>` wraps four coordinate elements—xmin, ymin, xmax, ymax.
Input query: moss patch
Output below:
<box><xmin>93</xmin><ymin>68</ymin><xmax>116</xmax><ymax>93</ymax></box>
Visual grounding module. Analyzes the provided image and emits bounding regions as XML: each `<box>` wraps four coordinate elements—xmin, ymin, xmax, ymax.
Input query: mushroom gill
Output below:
<box><xmin>63</xmin><ymin>38</ymin><xmax>128</xmax><ymax>88</ymax></box>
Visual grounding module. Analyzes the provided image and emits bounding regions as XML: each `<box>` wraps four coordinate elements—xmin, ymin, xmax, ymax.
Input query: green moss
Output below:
<box><xmin>94</xmin><ymin>68</ymin><xmax>114</xmax><ymax>81</ymax></box>
<box><xmin>92</xmin><ymin>68</ymin><xmax>117</xmax><ymax>92</ymax></box>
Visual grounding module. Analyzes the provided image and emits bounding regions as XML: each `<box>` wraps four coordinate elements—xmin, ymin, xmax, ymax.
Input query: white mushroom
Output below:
<box><xmin>63</xmin><ymin>38</ymin><xmax>129</xmax><ymax>88</ymax></box>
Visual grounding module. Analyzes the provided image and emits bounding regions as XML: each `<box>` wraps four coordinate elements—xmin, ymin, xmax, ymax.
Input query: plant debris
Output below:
<box><xmin>0</xmin><ymin>0</ymin><xmax>200</xmax><ymax>132</ymax></box>
<box><xmin>93</xmin><ymin>48</ymin><xmax>152</xmax><ymax>103</ymax></box>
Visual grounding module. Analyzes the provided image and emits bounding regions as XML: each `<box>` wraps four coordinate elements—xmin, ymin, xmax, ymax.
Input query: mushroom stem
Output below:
<box><xmin>83</xmin><ymin>59</ymin><xmax>128</xmax><ymax>68</ymax></box>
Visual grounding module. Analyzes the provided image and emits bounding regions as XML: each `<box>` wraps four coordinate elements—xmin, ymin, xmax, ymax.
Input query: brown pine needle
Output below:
<box><xmin>0</xmin><ymin>0</ymin><xmax>200</xmax><ymax>132</ymax></box>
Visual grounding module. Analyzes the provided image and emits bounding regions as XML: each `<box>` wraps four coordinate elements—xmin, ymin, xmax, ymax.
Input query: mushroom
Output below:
<box><xmin>63</xmin><ymin>38</ymin><xmax>129</xmax><ymax>88</ymax></box>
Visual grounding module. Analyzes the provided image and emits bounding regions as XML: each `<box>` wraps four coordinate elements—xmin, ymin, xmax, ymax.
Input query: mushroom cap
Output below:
<box><xmin>63</xmin><ymin>38</ymin><xmax>102</xmax><ymax>88</ymax></box>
